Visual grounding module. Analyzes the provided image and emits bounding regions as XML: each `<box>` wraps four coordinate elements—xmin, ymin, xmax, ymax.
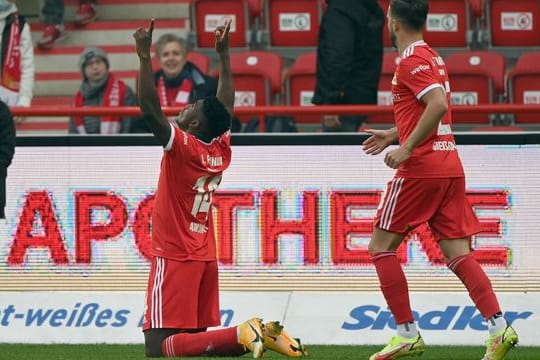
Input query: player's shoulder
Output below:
<box><xmin>401</xmin><ymin>47</ymin><xmax>428</xmax><ymax>61</ymax></box>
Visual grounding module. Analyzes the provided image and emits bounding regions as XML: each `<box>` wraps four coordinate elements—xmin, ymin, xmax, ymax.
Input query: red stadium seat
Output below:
<box><xmin>263</xmin><ymin>0</ymin><xmax>323</xmax><ymax>47</ymax></box>
<box><xmin>371</xmin><ymin>51</ymin><xmax>400</xmax><ymax>124</ymax></box>
<box><xmin>423</xmin><ymin>0</ymin><xmax>472</xmax><ymax>48</ymax></box>
<box><xmin>445</xmin><ymin>51</ymin><xmax>506</xmax><ymax>124</ymax></box>
<box><xmin>191</xmin><ymin>0</ymin><xmax>252</xmax><ymax>48</ymax></box>
<box><xmin>283</xmin><ymin>51</ymin><xmax>318</xmax><ymax>123</ymax></box>
<box><xmin>507</xmin><ymin>51</ymin><xmax>540</xmax><ymax>123</ymax></box>
<box><xmin>379</xmin><ymin>0</ymin><xmax>473</xmax><ymax>48</ymax></box>
<box><xmin>487</xmin><ymin>0</ymin><xmax>540</xmax><ymax>47</ymax></box>
<box><xmin>227</xmin><ymin>51</ymin><xmax>283</xmax><ymax>112</ymax></box>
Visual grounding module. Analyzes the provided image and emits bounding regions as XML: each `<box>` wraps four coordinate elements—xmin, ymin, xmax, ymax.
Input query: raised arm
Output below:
<box><xmin>215</xmin><ymin>19</ymin><xmax>234</xmax><ymax>114</ymax></box>
<box><xmin>133</xmin><ymin>19</ymin><xmax>171</xmax><ymax>146</ymax></box>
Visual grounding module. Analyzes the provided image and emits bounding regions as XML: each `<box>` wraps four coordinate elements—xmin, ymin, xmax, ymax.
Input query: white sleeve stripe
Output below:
<box><xmin>163</xmin><ymin>123</ymin><xmax>175</xmax><ymax>151</ymax></box>
<box><xmin>416</xmin><ymin>83</ymin><xmax>443</xmax><ymax>100</ymax></box>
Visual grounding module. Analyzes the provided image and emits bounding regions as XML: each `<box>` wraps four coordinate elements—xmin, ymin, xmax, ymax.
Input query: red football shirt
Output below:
<box><xmin>151</xmin><ymin>124</ymin><xmax>232</xmax><ymax>261</ymax></box>
<box><xmin>392</xmin><ymin>40</ymin><xmax>464</xmax><ymax>178</ymax></box>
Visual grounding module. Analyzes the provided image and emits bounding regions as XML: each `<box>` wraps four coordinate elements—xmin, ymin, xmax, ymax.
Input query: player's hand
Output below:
<box><xmin>215</xmin><ymin>18</ymin><xmax>232</xmax><ymax>54</ymax></box>
<box><xmin>322</xmin><ymin>115</ymin><xmax>340</xmax><ymax>129</ymax></box>
<box><xmin>362</xmin><ymin>128</ymin><xmax>393</xmax><ymax>155</ymax></box>
<box><xmin>384</xmin><ymin>146</ymin><xmax>411</xmax><ymax>169</ymax></box>
<box><xmin>15</xmin><ymin>116</ymin><xmax>26</xmax><ymax>125</ymax></box>
<box><xmin>133</xmin><ymin>19</ymin><xmax>154</xmax><ymax>59</ymax></box>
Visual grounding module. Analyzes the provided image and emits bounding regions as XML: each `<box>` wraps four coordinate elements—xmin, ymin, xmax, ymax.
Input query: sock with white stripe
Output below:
<box><xmin>161</xmin><ymin>327</ymin><xmax>246</xmax><ymax>357</ymax></box>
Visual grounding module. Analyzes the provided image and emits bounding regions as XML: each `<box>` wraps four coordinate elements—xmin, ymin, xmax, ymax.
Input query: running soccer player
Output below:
<box><xmin>362</xmin><ymin>1</ymin><xmax>518</xmax><ymax>359</ymax></box>
<box><xmin>134</xmin><ymin>19</ymin><xmax>306</xmax><ymax>358</ymax></box>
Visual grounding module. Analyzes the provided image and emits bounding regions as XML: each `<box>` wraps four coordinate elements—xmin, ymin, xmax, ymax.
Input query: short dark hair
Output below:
<box><xmin>202</xmin><ymin>96</ymin><xmax>231</xmax><ymax>139</ymax></box>
<box><xmin>390</xmin><ymin>0</ymin><xmax>429</xmax><ymax>31</ymax></box>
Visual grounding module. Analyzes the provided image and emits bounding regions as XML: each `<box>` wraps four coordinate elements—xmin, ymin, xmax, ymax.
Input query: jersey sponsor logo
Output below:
<box><xmin>342</xmin><ymin>305</ymin><xmax>532</xmax><ymax>331</ymax></box>
<box><xmin>410</xmin><ymin>64</ymin><xmax>430</xmax><ymax>76</ymax></box>
<box><xmin>432</xmin><ymin>140</ymin><xmax>456</xmax><ymax>151</ymax></box>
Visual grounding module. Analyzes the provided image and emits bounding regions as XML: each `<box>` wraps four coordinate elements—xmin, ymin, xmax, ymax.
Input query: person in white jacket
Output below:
<box><xmin>0</xmin><ymin>0</ymin><xmax>35</xmax><ymax>123</ymax></box>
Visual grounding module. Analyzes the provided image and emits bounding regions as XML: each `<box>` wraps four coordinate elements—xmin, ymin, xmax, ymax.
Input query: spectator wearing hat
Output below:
<box><xmin>0</xmin><ymin>0</ymin><xmax>35</xmax><ymax>124</ymax></box>
<box><xmin>37</xmin><ymin>0</ymin><xmax>97</xmax><ymax>50</ymax></box>
<box><xmin>69</xmin><ymin>47</ymin><xmax>136</xmax><ymax>134</ymax></box>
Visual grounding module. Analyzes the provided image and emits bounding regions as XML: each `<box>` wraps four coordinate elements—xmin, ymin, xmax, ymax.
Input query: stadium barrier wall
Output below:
<box><xmin>1</xmin><ymin>133</ymin><xmax>539</xmax><ymax>345</ymax></box>
<box><xmin>11</xmin><ymin>104</ymin><xmax>540</xmax><ymax>131</ymax></box>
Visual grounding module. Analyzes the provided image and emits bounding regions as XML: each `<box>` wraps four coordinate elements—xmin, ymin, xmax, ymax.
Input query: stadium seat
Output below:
<box><xmin>371</xmin><ymin>51</ymin><xmax>400</xmax><ymax>124</ymax></box>
<box><xmin>487</xmin><ymin>0</ymin><xmax>540</xmax><ymax>47</ymax></box>
<box><xmin>445</xmin><ymin>50</ymin><xmax>506</xmax><ymax>124</ymax></box>
<box><xmin>283</xmin><ymin>51</ymin><xmax>318</xmax><ymax>124</ymax></box>
<box><xmin>226</xmin><ymin>51</ymin><xmax>283</xmax><ymax>109</ymax></box>
<box><xmin>262</xmin><ymin>0</ymin><xmax>324</xmax><ymax>47</ymax></box>
<box><xmin>423</xmin><ymin>0</ymin><xmax>472</xmax><ymax>48</ymax></box>
<box><xmin>507</xmin><ymin>51</ymin><xmax>540</xmax><ymax>123</ymax></box>
<box><xmin>190</xmin><ymin>0</ymin><xmax>252</xmax><ymax>48</ymax></box>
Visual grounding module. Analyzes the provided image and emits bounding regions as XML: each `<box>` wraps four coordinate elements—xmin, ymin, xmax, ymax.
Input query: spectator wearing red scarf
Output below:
<box><xmin>69</xmin><ymin>47</ymin><xmax>136</xmax><ymax>134</ymax></box>
<box><xmin>0</xmin><ymin>0</ymin><xmax>34</xmax><ymax>123</ymax></box>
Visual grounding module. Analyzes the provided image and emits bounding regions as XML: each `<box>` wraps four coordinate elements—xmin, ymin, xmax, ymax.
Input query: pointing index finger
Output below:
<box><xmin>149</xmin><ymin>19</ymin><xmax>155</xmax><ymax>34</ymax></box>
<box><xmin>224</xmin><ymin>18</ymin><xmax>232</xmax><ymax>36</ymax></box>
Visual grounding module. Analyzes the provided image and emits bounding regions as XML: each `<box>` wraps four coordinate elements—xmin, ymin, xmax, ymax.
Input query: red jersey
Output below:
<box><xmin>392</xmin><ymin>40</ymin><xmax>464</xmax><ymax>178</ymax></box>
<box><xmin>151</xmin><ymin>124</ymin><xmax>232</xmax><ymax>261</ymax></box>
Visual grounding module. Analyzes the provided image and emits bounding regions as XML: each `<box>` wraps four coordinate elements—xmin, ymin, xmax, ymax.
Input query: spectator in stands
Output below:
<box><xmin>0</xmin><ymin>101</ymin><xmax>15</xmax><ymax>220</ymax></box>
<box><xmin>37</xmin><ymin>0</ymin><xmax>97</xmax><ymax>49</ymax></box>
<box><xmin>312</xmin><ymin>0</ymin><xmax>384</xmax><ymax>132</ymax></box>
<box><xmin>131</xmin><ymin>33</ymin><xmax>219</xmax><ymax>133</ymax></box>
<box><xmin>0</xmin><ymin>0</ymin><xmax>35</xmax><ymax>124</ymax></box>
<box><xmin>69</xmin><ymin>47</ymin><xmax>136</xmax><ymax>134</ymax></box>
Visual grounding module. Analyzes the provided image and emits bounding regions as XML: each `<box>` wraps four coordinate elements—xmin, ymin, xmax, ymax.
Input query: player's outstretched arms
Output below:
<box><xmin>134</xmin><ymin>19</ymin><xmax>171</xmax><ymax>147</ymax></box>
<box><xmin>362</xmin><ymin>127</ymin><xmax>398</xmax><ymax>155</ymax></box>
<box><xmin>215</xmin><ymin>19</ymin><xmax>234</xmax><ymax>116</ymax></box>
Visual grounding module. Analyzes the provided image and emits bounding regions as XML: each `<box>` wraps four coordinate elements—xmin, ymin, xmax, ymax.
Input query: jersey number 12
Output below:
<box><xmin>191</xmin><ymin>175</ymin><xmax>222</xmax><ymax>219</ymax></box>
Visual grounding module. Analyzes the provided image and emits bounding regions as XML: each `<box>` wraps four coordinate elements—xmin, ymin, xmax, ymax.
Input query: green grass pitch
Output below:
<box><xmin>0</xmin><ymin>344</ymin><xmax>538</xmax><ymax>359</ymax></box>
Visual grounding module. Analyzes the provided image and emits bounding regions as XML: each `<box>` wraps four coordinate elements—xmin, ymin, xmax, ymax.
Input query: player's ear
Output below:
<box><xmin>188</xmin><ymin>117</ymin><xmax>202</xmax><ymax>130</ymax></box>
<box><xmin>392</xmin><ymin>18</ymin><xmax>400</xmax><ymax>34</ymax></box>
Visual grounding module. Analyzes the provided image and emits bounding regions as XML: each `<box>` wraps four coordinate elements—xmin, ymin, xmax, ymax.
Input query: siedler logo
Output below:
<box><xmin>342</xmin><ymin>305</ymin><xmax>532</xmax><ymax>331</ymax></box>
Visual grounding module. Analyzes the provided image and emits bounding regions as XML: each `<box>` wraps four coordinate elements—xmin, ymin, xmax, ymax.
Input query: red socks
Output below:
<box><xmin>447</xmin><ymin>253</ymin><xmax>501</xmax><ymax>320</ymax></box>
<box><xmin>371</xmin><ymin>251</ymin><xmax>414</xmax><ymax>324</ymax></box>
<box><xmin>161</xmin><ymin>327</ymin><xmax>247</xmax><ymax>357</ymax></box>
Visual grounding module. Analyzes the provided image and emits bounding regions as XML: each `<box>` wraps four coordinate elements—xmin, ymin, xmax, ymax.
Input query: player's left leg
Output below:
<box><xmin>433</xmin><ymin>178</ymin><xmax>518</xmax><ymax>360</ymax></box>
<box><xmin>160</xmin><ymin>261</ymin><xmax>264</xmax><ymax>358</ymax></box>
